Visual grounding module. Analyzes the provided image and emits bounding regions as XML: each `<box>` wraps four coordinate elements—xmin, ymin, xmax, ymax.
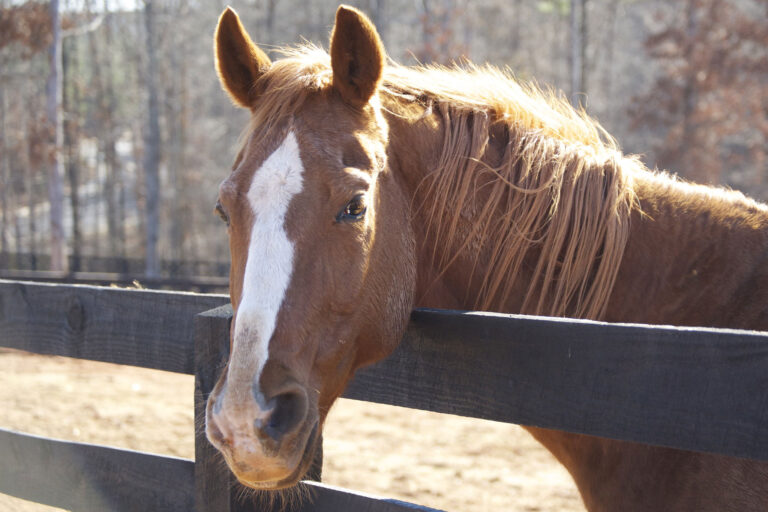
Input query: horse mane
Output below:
<box><xmin>243</xmin><ymin>45</ymin><xmax>641</xmax><ymax>319</ymax></box>
<box><xmin>379</xmin><ymin>63</ymin><xmax>640</xmax><ymax>319</ymax></box>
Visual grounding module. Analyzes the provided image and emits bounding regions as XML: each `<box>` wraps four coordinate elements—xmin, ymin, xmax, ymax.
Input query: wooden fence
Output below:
<box><xmin>0</xmin><ymin>269</ymin><xmax>229</xmax><ymax>293</ymax></box>
<box><xmin>0</xmin><ymin>252</ymin><xmax>230</xmax><ymax>292</ymax></box>
<box><xmin>1</xmin><ymin>279</ymin><xmax>767</xmax><ymax>511</ymax></box>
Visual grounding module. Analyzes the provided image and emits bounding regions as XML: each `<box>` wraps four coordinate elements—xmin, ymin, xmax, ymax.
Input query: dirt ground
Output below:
<box><xmin>0</xmin><ymin>350</ymin><xmax>583</xmax><ymax>512</ymax></box>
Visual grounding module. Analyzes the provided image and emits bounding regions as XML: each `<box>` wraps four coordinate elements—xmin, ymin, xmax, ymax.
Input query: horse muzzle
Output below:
<box><xmin>206</xmin><ymin>377</ymin><xmax>319</xmax><ymax>489</ymax></box>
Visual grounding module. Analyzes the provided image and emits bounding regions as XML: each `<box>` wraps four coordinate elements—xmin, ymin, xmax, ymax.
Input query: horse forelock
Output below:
<box><xmin>235</xmin><ymin>45</ymin><xmax>333</xmax><ymax>157</ymax></box>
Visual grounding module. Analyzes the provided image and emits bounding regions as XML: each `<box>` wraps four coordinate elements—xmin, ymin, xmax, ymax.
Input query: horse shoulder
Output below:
<box><xmin>607</xmin><ymin>173</ymin><xmax>768</xmax><ymax>330</ymax></box>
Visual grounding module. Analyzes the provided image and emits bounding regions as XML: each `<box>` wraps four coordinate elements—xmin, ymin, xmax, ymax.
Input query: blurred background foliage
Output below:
<box><xmin>0</xmin><ymin>0</ymin><xmax>766</xmax><ymax>283</ymax></box>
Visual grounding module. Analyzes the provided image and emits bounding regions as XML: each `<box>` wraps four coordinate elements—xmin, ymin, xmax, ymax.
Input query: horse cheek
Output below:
<box><xmin>357</xmin><ymin>233</ymin><xmax>417</xmax><ymax>368</ymax></box>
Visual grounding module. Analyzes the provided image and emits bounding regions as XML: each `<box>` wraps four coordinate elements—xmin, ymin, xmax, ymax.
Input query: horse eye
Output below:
<box><xmin>214</xmin><ymin>200</ymin><xmax>230</xmax><ymax>226</ymax></box>
<box><xmin>336</xmin><ymin>195</ymin><xmax>367</xmax><ymax>223</ymax></box>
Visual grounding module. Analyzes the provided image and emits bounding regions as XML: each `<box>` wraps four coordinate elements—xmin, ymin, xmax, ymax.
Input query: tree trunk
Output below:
<box><xmin>679</xmin><ymin>0</ymin><xmax>700</xmax><ymax>181</ymax></box>
<box><xmin>603</xmin><ymin>0</ymin><xmax>619</xmax><ymax>126</ymax></box>
<box><xmin>25</xmin><ymin>147</ymin><xmax>37</xmax><ymax>269</ymax></box>
<box><xmin>0</xmin><ymin>85</ymin><xmax>8</xmax><ymax>257</ymax></box>
<box><xmin>46</xmin><ymin>0</ymin><xmax>67</xmax><ymax>271</ymax></box>
<box><xmin>509</xmin><ymin>0</ymin><xmax>521</xmax><ymax>56</ymax></box>
<box><xmin>102</xmin><ymin>0</ymin><xmax>127</xmax><ymax>263</ymax></box>
<box><xmin>143</xmin><ymin>0</ymin><xmax>161</xmax><ymax>277</ymax></box>
<box><xmin>420</xmin><ymin>0</ymin><xmax>433</xmax><ymax>61</ymax></box>
<box><xmin>581</xmin><ymin>0</ymin><xmax>588</xmax><ymax>96</ymax></box>
<box><xmin>19</xmin><ymin>112</ymin><xmax>37</xmax><ymax>268</ymax></box>
<box><xmin>131</xmin><ymin>120</ymin><xmax>144</xmax><ymax>264</ymax></box>
<box><xmin>569</xmin><ymin>0</ymin><xmax>585</xmax><ymax>108</ymax></box>
<box><xmin>165</xmin><ymin>16</ymin><xmax>184</xmax><ymax>265</ymax></box>
<box><xmin>104</xmin><ymin>1</ymin><xmax>125</xmax><ymax>259</ymax></box>
<box><xmin>63</xmin><ymin>33</ymin><xmax>81</xmax><ymax>272</ymax></box>
<box><xmin>263</xmin><ymin>0</ymin><xmax>277</xmax><ymax>44</ymax></box>
<box><xmin>87</xmin><ymin>0</ymin><xmax>120</xmax><ymax>259</ymax></box>
<box><xmin>366</xmin><ymin>0</ymin><xmax>387</xmax><ymax>43</ymax></box>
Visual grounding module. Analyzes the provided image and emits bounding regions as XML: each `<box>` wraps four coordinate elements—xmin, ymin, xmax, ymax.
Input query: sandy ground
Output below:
<box><xmin>0</xmin><ymin>350</ymin><xmax>583</xmax><ymax>512</ymax></box>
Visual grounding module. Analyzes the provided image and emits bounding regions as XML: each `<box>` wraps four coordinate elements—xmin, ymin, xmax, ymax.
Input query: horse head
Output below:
<box><xmin>205</xmin><ymin>5</ymin><xmax>416</xmax><ymax>489</ymax></box>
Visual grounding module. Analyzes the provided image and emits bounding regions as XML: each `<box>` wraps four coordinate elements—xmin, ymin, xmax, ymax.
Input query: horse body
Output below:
<box><xmin>208</xmin><ymin>5</ymin><xmax>768</xmax><ymax>510</ymax></box>
<box><xmin>381</xmin><ymin>72</ymin><xmax>768</xmax><ymax>512</ymax></box>
<box><xmin>607</xmin><ymin>174</ymin><xmax>768</xmax><ymax>329</ymax></box>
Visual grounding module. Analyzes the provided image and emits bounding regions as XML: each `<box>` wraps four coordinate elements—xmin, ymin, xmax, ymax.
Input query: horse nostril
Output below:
<box><xmin>258</xmin><ymin>390</ymin><xmax>308</xmax><ymax>442</ymax></box>
<box><xmin>207</xmin><ymin>416</ymin><xmax>227</xmax><ymax>447</ymax></box>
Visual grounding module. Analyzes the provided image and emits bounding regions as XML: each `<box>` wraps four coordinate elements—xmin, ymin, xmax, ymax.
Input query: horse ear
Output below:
<box><xmin>330</xmin><ymin>5</ymin><xmax>385</xmax><ymax>108</ymax></box>
<box><xmin>214</xmin><ymin>6</ymin><xmax>271</xmax><ymax>109</ymax></box>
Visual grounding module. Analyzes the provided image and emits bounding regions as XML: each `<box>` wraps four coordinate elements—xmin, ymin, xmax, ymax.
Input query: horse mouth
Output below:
<box><xmin>236</xmin><ymin>421</ymin><xmax>320</xmax><ymax>491</ymax></box>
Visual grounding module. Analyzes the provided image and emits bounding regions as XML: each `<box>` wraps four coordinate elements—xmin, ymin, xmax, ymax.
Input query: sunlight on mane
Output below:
<box><xmin>382</xmin><ymin>62</ymin><xmax>620</xmax><ymax>154</ymax></box>
<box><xmin>241</xmin><ymin>43</ymin><xmax>619</xmax><ymax>157</ymax></box>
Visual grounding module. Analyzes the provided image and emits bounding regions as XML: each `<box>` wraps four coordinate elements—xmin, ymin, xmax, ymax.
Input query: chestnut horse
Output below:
<box><xmin>206</xmin><ymin>5</ymin><xmax>768</xmax><ymax>511</ymax></box>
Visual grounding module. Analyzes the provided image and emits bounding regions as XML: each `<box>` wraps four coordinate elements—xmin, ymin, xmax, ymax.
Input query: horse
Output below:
<box><xmin>205</xmin><ymin>5</ymin><xmax>768</xmax><ymax>511</ymax></box>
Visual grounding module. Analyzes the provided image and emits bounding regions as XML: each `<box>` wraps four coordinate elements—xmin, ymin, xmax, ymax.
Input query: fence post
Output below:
<box><xmin>194</xmin><ymin>304</ymin><xmax>244</xmax><ymax>512</ymax></box>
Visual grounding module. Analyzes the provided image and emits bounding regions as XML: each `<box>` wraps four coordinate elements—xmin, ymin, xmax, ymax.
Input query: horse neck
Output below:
<box><xmin>384</xmin><ymin>102</ymin><xmax>502</xmax><ymax>310</ymax></box>
<box><xmin>383</xmin><ymin>98</ymin><xmax>632</xmax><ymax>317</ymax></box>
<box><xmin>606</xmin><ymin>173</ymin><xmax>768</xmax><ymax>330</ymax></box>
<box><xmin>382</xmin><ymin>101</ymin><xmax>469</xmax><ymax>310</ymax></box>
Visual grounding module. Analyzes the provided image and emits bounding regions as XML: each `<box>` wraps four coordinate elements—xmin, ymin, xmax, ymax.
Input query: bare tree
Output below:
<box><xmin>62</xmin><ymin>25</ymin><xmax>82</xmax><ymax>271</ymax></box>
<box><xmin>631</xmin><ymin>0</ymin><xmax>768</xmax><ymax>192</ymax></box>
<box><xmin>143</xmin><ymin>0</ymin><xmax>160</xmax><ymax>277</ymax></box>
<box><xmin>569</xmin><ymin>0</ymin><xmax>588</xmax><ymax>108</ymax></box>
<box><xmin>364</xmin><ymin>0</ymin><xmax>387</xmax><ymax>43</ymax></box>
<box><xmin>0</xmin><ymin>86</ymin><xmax>8</xmax><ymax>257</ymax></box>
<box><xmin>46</xmin><ymin>0</ymin><xmax>66</xmax><ymax>271</ymax></box>
<box><xmin>418</xmin><ymin>0</ymin><xmax>467</xmax><ymax>64</ymax></box>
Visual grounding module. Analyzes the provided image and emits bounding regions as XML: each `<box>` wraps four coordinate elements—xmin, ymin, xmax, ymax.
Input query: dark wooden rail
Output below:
<box><xmin>1</xmin><ymin>279</ymin><xmax>767</xmax><ymax>511</ymax></box>
<box><xmin>0</xmin><ymin>252</ymin><xmax>230</xmax><ymax>277</ymax></box>
<box><xmin>0</xmin><ymin>269</ymin><xmax>229</xmax><ymax>293</ymax></box>
<box><xmin>0</xmin><ymin>278</ymin><xmax>227</xmax><ymax>372</ymax></box>
<box><xmin>0</xmin><ymin>428</ymin><xmax>194</xmax><ymax>512</ymax></box>
<box><xmin>345</xmin><ymin>309</ymin><xmax>768</xmax><ymax>462</ymax></box>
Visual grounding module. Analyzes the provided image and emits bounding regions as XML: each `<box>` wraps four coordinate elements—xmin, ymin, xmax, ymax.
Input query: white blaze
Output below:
<box><xmin>227</xmin><ymin>131</ymin><xmax>304</xmax><ymax>405</ymax></box>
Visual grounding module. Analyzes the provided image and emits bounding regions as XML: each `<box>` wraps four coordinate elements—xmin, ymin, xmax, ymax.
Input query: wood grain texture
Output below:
<box><xmin>0</xmin><ymin>427</ymin><xmax>194</xmax><ymax>512</ymax></box>
<box><xmin>194</xmin><ymin>304</ymin><xmax>244</xmax><ymax>512</ymax></box>
<box><xmin>0</xmin><ymin>269</ymin><xmax>229</xmax><ymax>293</ymax></box>
<box><xmin>0</xmin><ymin>280</ymin><xmax>228</xmax><ymax>374</ymax></box>
<box><xmin>344</xmin><ymin>309</ymin><xmax>768</xmax><ymax>462</ymax></box>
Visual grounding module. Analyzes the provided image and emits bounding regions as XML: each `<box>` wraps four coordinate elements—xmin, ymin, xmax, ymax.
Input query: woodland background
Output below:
<box><xmin>1</xmin><ymin>0</ymin><xmax>767</xmax><ymax>280</ymax></box>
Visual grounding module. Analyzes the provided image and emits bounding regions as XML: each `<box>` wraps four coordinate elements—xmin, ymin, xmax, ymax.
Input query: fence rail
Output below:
<box><xmin>1</xmin><ymin>279</ymin><xmax>767</xmax><ymax>511</ymax></box>
<box><xmin>344</xmin><ymin>309</ymin><xmax>768</xmax><ymax>461</ymax></box>
<box><xmin>0</xmin><ymin>279</ymin><xmax>227</xmax><ymax>372</ymax></box>
<box><xmin>0</xmin><ymin>252</ymin><xmax>230</xmax><ymax>277</ymax></box>
<box><xmin>0</xmin><ymin>428</ymin><xmax>194</xmax><ymax>512</ymax></box>
<box><xmin>0</xmin><ymin>269</ymin><xmax>229</xmax><ymax>293</ymax></box>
